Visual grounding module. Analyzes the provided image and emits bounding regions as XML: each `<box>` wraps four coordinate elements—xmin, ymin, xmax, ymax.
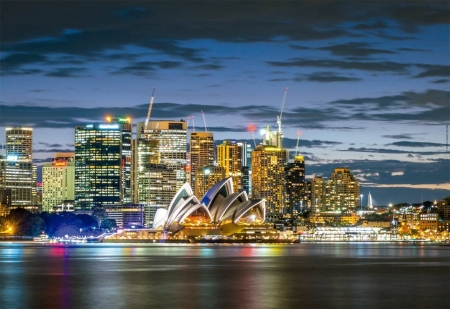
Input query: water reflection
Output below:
<box><xmin>0</xmin><ymin>243</ymin><xmax>448</xmax><ymax>309</ymax></box>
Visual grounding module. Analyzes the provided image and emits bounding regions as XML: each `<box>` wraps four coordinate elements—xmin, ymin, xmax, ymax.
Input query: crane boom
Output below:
<box><xmin>201</xmin><ymin>110</ymin><xmax>208</xmax><ymax>132</ymax></box>
<box><xmin>277</xmin><ymin>87</ymin><xmax>288</xmax><ymax>133</ymax></box>
<box><xmin>295</xmin><ymin>131</ymin><xmax>302</xmax><ymax>156</ymax></box>
<box><xmin>144</xmin><ymin>87</ymin><xmax>156</xmax><ymax>131</ymax></box>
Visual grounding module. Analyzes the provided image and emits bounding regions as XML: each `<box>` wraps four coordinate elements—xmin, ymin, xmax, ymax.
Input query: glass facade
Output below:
<box><xmin>74</xmin><ymin>121</ymin><xmax>131</xmax><ymax>210</ymax></box>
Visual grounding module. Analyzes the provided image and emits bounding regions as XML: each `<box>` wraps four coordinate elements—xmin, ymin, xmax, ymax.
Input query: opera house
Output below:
<box><xmin>152</xmin><ymin>177</ymin><xmax>267</xmax><ymax>237</ymax></box>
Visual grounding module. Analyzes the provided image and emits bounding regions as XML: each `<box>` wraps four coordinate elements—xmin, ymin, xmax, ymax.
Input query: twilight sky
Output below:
<box><xmin>1</xmin><ymin>1</ymin><xmax>449</xmax><ymax>206</ymax></box>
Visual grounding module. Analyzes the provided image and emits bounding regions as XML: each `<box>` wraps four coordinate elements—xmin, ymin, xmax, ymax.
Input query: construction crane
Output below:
<box><xmin>295</xmin><ymin>131</ymin><xmax>302</xmax><ymax>156</ymax></box>
<box><xmin>144</xmin><ymin>87</ymin><xmax>156</xmax><ymax>131</ymax></box>
<box><xmin>276</xmin><ymin>87</ymin><xmax>288</xmax><ymax>147</ymax></box>
<box><xmin>201</xmin><ymin>110</ymin><xmax>208</xmax><ymax>132</ymax></box>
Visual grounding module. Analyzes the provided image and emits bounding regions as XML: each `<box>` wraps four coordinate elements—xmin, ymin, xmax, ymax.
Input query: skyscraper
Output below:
<box><xmin>285</xmin><ymin>155</ymin><xmax>306</xmax><ymax>216</ymax></box>
<box><xmin>311</xmin><ymin>176</ymin><xmax>325</xmax><ymax>213</ymax></box>
<box><xmin>4</xmin><ymin>127</ymin><xmax>34</xmax><ymax>206</ymax></box>
<box><xmin>217</xmin><ymin>140</ymin><xmax>243</xmax><ymax>193</ymax></box>
<box><xmin>135</xmin><ymin>120</ymin><xmax>187</xmax><ymax>224</ymax></box>
<box><xmin>324</xmin><ymin>168</ymin><xmax>360</xmax><ymax>212</ymax></box>
<box><xmin>189</xmin><ymin>131</ymin><xmax>214</xmax><ymax>195</ymax></box>
<box><xmin>251</xmin><ymin>144</ymin><xmax>286</xmax><ymax>219</ymax></box>
<box><xmin>42</xmin><ymin>153</ymin><xmax>75</xmax><ymax>212</ymax></box>
<box><xmin>74</xmin><ymin>117</ymin><xmax>132</xmax><ymax>210</ymax></box>
<box><xmin>194</xmin><ymin>165</ymin><xmax>225</xmax><ymax>198</ymax></box>
<box><xmin>237</xmin><ymin>141</ymin><xmax>253</xmax><ymax>195</ymax></box>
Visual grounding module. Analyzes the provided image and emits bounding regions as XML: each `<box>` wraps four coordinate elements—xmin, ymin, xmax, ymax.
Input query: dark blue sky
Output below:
<box><xmin>1</xmin><ymin>1</ymin><xmax>449</xmax><ymax>205</ymax></box>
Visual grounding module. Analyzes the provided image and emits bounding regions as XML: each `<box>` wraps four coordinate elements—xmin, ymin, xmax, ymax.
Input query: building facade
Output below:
<box><xmin>324</xmin><ymin>168</ymin><xmax>360</xmax><ymax>212</ymax></box>
<box><xmin>285</xmin><ymin>155</ymin><xmax>306</xmax><ymax>216</ymax></box>
<box><xmin>251</xmin><ymin>144</ymin><xmax>286</xmax><ymax>219</ymax></box>
<box><xmin>42</xmin><ymin>153</ymin><xmax>75</xmax><ymax>212</ymax></box>
<box><xmin>217</xmin><ymin>140</ymin><xmax>243</xmax><ymax>193</ymax></box>
<box><xmin>194</xmin><ymin>165</ymin><xmax>225</xmax><ymax>198</ymax></box>
<box><xmin>189</xmin><ymin>132</ymin><xmax>214</xmax><ymax>194</ymax></box>
<box><xmin>3</xmin><ymin>127</ymin><xmax>34</xmax><ymax>206</ymax></box>
<box><xmin>74</xmin><ymin>117</ymin><xmax>132</xmax><ymax>210</ymax></box>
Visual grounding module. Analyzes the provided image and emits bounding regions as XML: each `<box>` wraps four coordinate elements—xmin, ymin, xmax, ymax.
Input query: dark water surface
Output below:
<box><xmin>0</xmin><ymin>242</ymin><xmax>449</xmax><ymax>309</ymax></box>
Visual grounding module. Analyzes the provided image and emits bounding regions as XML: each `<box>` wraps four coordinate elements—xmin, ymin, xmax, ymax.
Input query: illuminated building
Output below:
<box><xmin>419</xmin><ymin>213</ymin><xmax>439</xmax><ymax>231</ymax></box>
<box><xmin>137</xmin><ymin>164</ymin><xmax>177</xmax><ymax>227</ymax></box>
<box><xmin>285</xmin><ymin>155</ymin><xmax>306</xmax><ymax>215</ymax></box>
<box><xmin>324</xmin><ymin>168</ymin><xmax>360</xmax><ymax>212</ymax></box>
<box><xmin>251</xmin><ymin>144</ymin><xmax>286</xmax><ymax>219</ymax></box>
<box><xmin>74</xmin><ymin>116</ymin><xmax>132</xmax><ymax>210</ymax></box>
<box><xmin>217</xmin><ymin>140</ymin><xmax>243</xmax><ymax>193</ymax></box>
<box><xmin>134</xmin><ymin>120</ymin><xmax>187</xmax><ymax>225</ymax></box>
<box><xmin>311</xmin><ymin>176</ymin><xmax>325</xmax><ymax>213</ymax></box>
<box><xmin>194</xmin><ymin>165</ymin><xmax>225</xmax><ymax>198</ymax></box>
<box><xmin>42</xmin><ymin>153</ymin><xmax>75</xmax><ymax>212</ymax></box>
<box><xmin>153</xmin><ymin>178</ymin><xmax>265</xmax><ymax>236</ymax></box>
<box><xmin>237</xmin><ymin>141</ymin><xmax>253</xmax><ymax>195</ymax></box>
<box><xmin>3</xmin><ymin>127</ymin><xmax>34</xmax><ymax>206</ymax></box>
<box><xmin>104</xmin><ymin>204</ymin><xmax>145</xmax><ymax>228</ymax></box>
<box><xmin>189</xmin><ymin>132</ymin><xmax>214</xmax><ymax>194</ymax></box>
<box><xmin>136</xmin><ymin>120</ymin><xmax>187</xmax><ymax>190</ymax></box>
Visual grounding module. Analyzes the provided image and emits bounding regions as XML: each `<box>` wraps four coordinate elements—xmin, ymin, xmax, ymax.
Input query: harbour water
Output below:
<box><xmin>0</xmin><ymin>242</ymin><xmax>449</xmax><ymax>309</ymax></box>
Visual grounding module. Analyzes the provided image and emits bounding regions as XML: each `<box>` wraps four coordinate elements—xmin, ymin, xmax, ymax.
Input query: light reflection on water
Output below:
<box><xmin>0</xmin><ymin>243</ymin><xmax>449</xmax><ymax>309</ymax></box>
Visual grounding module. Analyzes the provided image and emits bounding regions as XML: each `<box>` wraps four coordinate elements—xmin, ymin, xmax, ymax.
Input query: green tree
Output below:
<box><xmin>100</xmin><ymin>219</ymin><xmax>117</xmax><ymax>231</ymax></box>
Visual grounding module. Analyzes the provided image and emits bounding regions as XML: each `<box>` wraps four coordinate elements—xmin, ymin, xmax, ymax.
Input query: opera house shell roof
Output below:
<box><xmin>153</xmin><ymin>178</ymin><xmax>265</xmax><ymax>232</ymax></box>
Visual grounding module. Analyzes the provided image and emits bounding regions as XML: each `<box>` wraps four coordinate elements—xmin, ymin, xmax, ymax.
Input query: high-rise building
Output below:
<box><xmin>324</xmin><ymin>168</ymin><xmax>360</xmax><ymax>212</ymax></box>
<box><xmin>237</xmin><ymin>141</ymin><xmax>253</xmax><ymax>195</ymax></box>
<box><xmin>137</xmin><ymin>120</ymin><xmax>187</xmax><ymax>190</ymax></box>
<box><xmin>74</xmin><ymin>117</ymin><xmax>132</xmax><ymax>210</ymax></box>
<box><xmin>137</xmin><ymin>164</ymin><xmax>177</xmax><ymax>227</ymax></box>
<box><xmin>42</xmin><ymin>153</ymin><xmax>75</xmax><ymax>212</ymax></box>
<box><xmin>4</xmin><ymin>127</ymin><xmax>34</xmax><ymax>206</ymax></box>
<box><xmin>134</xmin><ymin>120</ymin><xmax>187</xmax><ymax>225</ymax></box>
<box><xmin>217</xmin><ymin>140</ymin><xmax>243</xmax><ymax>193</ymax></box>
<box><xmin>190</xmin><ymin>132</ymin><xmax>214</xmax><ymax>194</ymax></box>
<box><xmin>311</xmin><ymin>176</ymin><xmax>325</xmax><ymax>213</ymax></box>
<box><xmin>251</xmin><ymin>144</ymin><xmax>286</xmax><ymax>219</ymax></box>
<box><xmin>194</xmin><ymin>165</ymin><xmax>225</xmax><ymax>198</ymax></box>
<box><xmin>285</xmin><ymin>155</ymin><xmax>306</xmax><ymax>216</ymax></box>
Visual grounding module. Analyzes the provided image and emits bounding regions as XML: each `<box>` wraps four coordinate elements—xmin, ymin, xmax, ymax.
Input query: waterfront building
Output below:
<box><xmin>42</xmin><ymin>153</ymin><xmax>75</xmax><ymax>212</ymax></box>
<box><xmin>104</xmin><ymin>204</ymin><xmax>145</xmax><ymax>228</ymax></box>
<box><xmin>3</xmin><ymin>127</ymin><xmax>34</xmax><ymax>206</ymax></box>
<box><xmin>74</xmin><ymin>117</ymin><xmax>132</xmax><ymax>210</ymax></box>
<box><xmin>437</xmin><ymin>198</ymin><xmax>450</xmax><ymax>220</ymax></box>
<box><xmin>251</xmin><ymin>144</ymin><xmax>286</xmax><ymax>219</ymax></box>
<box><xmin>194</xmin><ymin>165</ymin><xmax>225</xmax><ymax>198</ymax></box>
<box><xmin>237</xmin><ymin>141</ymin><xmax>253</xmax><ymax>195</ymax></box>
<box><xmin>323</xmin><ymin>168</ymin><xmax>360</xmax><ymax>212</ymax></box>
<box><xmin>419</xmin><ymin>213</ymin><xmax>439</xmax><ymax>231</ymax></box>
<box><xmin>311</xmin><ymin>176</ymin><xmax>325</xmax><ymax>213</ymax></box>
<box><xmin>217</xmin><ymin>140</ymin><xmax>243</xmax><ymax>193</ymax></box>
<box><xmin>285</xmin><ymin>155</ymin><xmax>306</xmax><ymax>216</ymax></box>
<box><xmin>189</xmin><ymin>132</ymin><xmax>214</xmax><ymax>194</ymax></box>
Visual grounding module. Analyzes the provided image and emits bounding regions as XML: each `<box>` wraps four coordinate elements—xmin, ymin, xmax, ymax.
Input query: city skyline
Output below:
<box><xmin>1</xmin><ymin>1</ymin><xmax>449</xmax><ymax>205</ymax></box>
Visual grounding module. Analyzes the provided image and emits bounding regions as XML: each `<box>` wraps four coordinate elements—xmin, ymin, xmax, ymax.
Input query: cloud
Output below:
<box><xmin>382</xmin><ymin>134</ymin><xmax>414</xmax><ymax>139</ymax></box>
<box><xmin>45</xmin><ymin>67</ymin><xmax>89</xmax><ymax>78</ymax></box>
<box><xmin>386</xmin><ymin>141</ymin><xmax>447</xmax><ymax>148</ymax></box>
<box><xmin>300</xmin><ymin>71</ymin><xmax>362</xmax><ymax>82</ymax></box>
<box><xmin>319</xmin><ymin>42</ymin><xmax>395</xmax><ymax>57</ymax></box>
<box><xmin>340</xmin><ymin>147</ymin><xmax>444</xmax><ymax>155</ymax></box>
<box><xmin>414</xmin><ymin>64</ymin><xmax>450</xmax><ymax>78</ymax></box>
<box><xmin>38</xmin><ymin>142</ymin><xmax>63</xmax><ymax>148</ymax></box>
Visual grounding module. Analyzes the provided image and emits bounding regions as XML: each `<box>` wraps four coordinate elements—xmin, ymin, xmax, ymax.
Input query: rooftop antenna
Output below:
<box><xmin>295</xmin><ymin>131</ymin><xmax>302</xmax><ymax>156</ymax></box>
<box><xmin>201</xmin><ymin>110</ymin><xmax>208</xmax><ymax>132</ymax></box>
<box><xmin>446</xmin><ymin>124</ymin><xmax>448</xmax><ymax>152</ymax></box>
<box><xmin>144</xmin><ymin>87</ymin><xmax>156</xmax><ymax>131</ymax></box>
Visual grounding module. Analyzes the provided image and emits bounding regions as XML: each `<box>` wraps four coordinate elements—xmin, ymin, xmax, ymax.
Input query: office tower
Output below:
<box><xmin>135</xmin><ymin>120</ymin><xmax>187</xmax><ymax>225</ymax></box>
<box><xmin>42</xmin><ymin>153</ymin><xmax>75</xmax><ymax>212</ymax></box>
<box><xmin>194</xmin><ymin>165</ymin><xmax>225</xmax><ymax>198</ymax></box>
<box><xmin>251</xmin><ymin>144</ymin><xmax>286</xmax><ymax>219</ymax></box>
<box><xmin>137</xmin><ymin>164</ymin><xmax>177</xmax><ymax>227</ymax></box>
<box><xmin>137</xmin><ymin>120</ymin><xmax>187</xmax><ymax>190</ymax></box>
<box><xmin>285</xmin><ymin>155</ymin><xmax>306</xmax><ymax>216</ymax></box>
<box><xmin>217</xmin><ymin>140</ymin><xmax>243</xmax><ymax>193</ymax></box>
<box><xmin>237</xmin><ymin>141</ymin><xmax>253</xmax><ymax>195</ymax></box>
<box><xmin>324</xmin><ymin>168</ymin><xmax>360</xmax><ymax>212</ymax></box>
<box><xmin>189</xmin><ymin>132</ymin><xmax>214</xmax><ymax>194</ymax></box>
<box><xmin>74</xmin><ymin>117</ymin><xmax>132</xmax><ymax>210</ymax></box>
<box><xmin>311</xmin><ymin>176</ymin><xmax>325</xmax><ymax>213</ymax></box>
<box><xmin>4</xmin><ymin>127</ymin><xmax>34</xmax><ymax>206</ymax></box>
